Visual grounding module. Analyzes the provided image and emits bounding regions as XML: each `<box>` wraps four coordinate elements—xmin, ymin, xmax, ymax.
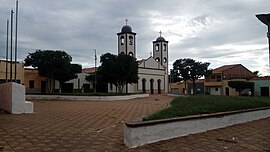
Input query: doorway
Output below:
<box><xmin>150</xmin><ymin>79</ymin><xmax>154</xmax><ymax>94</ymax></box>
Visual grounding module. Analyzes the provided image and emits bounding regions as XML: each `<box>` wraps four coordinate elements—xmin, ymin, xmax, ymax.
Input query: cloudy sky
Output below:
<box><xmin>0</xmin><ymin>0</ymin><xmax>270</xmax><ymax>75</ymax></box>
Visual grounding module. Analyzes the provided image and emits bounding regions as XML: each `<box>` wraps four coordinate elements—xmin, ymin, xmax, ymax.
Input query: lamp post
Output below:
<box><xmin>256</xmin><ymin>13</ymin><xmax>270</xmax><ymax>67</ymax></box>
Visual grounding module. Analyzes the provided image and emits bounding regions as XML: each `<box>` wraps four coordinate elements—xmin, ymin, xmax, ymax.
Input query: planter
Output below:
<box><xmin>124</xmin><ymin>107</ymin><xmax>270</xmax><ymax>148</ymax></box>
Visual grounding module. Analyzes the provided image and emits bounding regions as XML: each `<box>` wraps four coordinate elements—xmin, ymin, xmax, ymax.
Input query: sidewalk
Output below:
<box><xmin>0</xmin><ymin>96</ymin><xmax>269</xmax><ymax>151</ymax></box>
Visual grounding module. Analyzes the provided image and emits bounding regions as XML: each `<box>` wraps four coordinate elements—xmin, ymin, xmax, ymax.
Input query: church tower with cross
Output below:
<box><xmin>117</xmin><ymin>18</ymin><xmax>137</xmax><ymax>57</ymax></box>
<box><xmin>153</xmin><ymin>30</ymin><xmax>169</xmax><ymax>69</ymax></box>
<box><xmin>110</xmin><ymin>19</ymin><xmax>169</xmax><ymax>94</ymax></box>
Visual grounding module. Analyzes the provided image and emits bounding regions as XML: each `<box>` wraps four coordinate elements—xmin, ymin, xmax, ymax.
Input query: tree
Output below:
<box><xmin>98</xmin><ymin>53</ymin><xmax>139</xmax><ymax>93</ymax></box>
<box><xmin>54</xmin><ymin>63</ymin><xmax>82</xmax><ymax>93</ymax></box>
<box><xmin>228</xmin><ymin>81</ymin><xmax>254</xmax><ymax>95</ymax></box>
<box><xmin>24</xmin><ymin>50</ymin><xmax>82</xmax><ymax>93</ymax></box>
<box><xmin>173</xmin><ymin>58</ymin><xmax>212</xmax><ymax>95</ymax></box>
<box><xmin>252</xmin><ymin>71</ymin><xmax>260</xmax><ymax>76</ymax></box>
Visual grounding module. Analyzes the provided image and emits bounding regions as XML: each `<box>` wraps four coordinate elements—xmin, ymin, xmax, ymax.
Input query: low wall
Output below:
<box><xmin>0</xmin><ymin>82</ymin><xmax>33</xmax><ymax>114</ymax></box>
<box><xmin>26</xmin><ymin>94</ymin><xmax>149</xmax><ymax>101</ymax></box>
<box><xmin>124</xmin><ymin>107</ymin><xmax>270</xmax><ymax>148</ymax></box>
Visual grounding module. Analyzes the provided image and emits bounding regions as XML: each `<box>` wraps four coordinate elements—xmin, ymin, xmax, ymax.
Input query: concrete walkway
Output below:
<box><xmin>0</xmin><ymin>95</ymin><xmax>269</xmax><ymax>151</ymax></box>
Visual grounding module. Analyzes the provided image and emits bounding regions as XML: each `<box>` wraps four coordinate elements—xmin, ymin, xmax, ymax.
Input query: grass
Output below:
<box><xmin>144</xmin><ymin>95</ymin><xmax>270</xmax><ymax>121</ymax></box>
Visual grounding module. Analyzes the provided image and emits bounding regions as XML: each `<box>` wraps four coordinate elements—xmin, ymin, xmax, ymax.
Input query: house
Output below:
<box><xmin>252</xmin><ymin>76</ymin><xmax>270</xmax><ymax>97</ymax></box>
<box><xmin>24</xmin><ymin>68</ymin><xmax>47</xmax><ymax>94</ymax></box>
<box><xmin>169</xmin><ymin>80</ymin><xmax>204</xmax><ymax>95</ymax></box>
<box><xmin>204</xmin><ymin>64</ymin><xmax>255</xmax><ymax>95</ymax></box>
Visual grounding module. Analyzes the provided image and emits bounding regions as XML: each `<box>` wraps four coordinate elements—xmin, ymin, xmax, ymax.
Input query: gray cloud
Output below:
<box><xmin>0</xmin><ymin>0</ymin><xmax>269</xmax><ymax>75</ymax></box>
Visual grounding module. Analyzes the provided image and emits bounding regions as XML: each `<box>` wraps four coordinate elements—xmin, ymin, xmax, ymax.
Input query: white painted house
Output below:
<box><xmin>108</xmin><ymin>21</ymin><xmax>169</xmax><ymax>94</ymax></box>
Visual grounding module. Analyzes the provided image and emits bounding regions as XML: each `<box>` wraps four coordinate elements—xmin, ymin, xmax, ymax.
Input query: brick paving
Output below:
<box><xmin>0</xmin><ymin>95</ymin><xmax>270</xmax><ymax>152</ymax></box>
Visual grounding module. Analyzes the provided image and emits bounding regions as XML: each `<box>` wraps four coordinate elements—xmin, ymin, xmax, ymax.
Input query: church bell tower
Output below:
<box><xmin>117</xmin><ymin>19</ymin><xmax>137</xmax><ymax>57</ymax></box>
<box><xmin>153</xmin><ymin>31</ymin><xmax>169</xmax><ymax>69</ymax></box>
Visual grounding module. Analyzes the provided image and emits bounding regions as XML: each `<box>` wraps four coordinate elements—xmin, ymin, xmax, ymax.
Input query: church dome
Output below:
<box><xmin>156</xmin><ymin>36</ymin><xmax>166</xmax><ymax>42</ymax></box>
<box><xmin>121</xmin><ymin>25</ymin><xmax>132</xmax><ymax>33</ymax></box>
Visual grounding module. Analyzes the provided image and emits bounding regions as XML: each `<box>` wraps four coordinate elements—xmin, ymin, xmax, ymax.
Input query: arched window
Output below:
<box><xmin>120</xmin><ymin>52</ymin><xmax>125</xmax><ymax>55</ymax></box>
<box><xmin>155</xmin><ymin>57</ymin><xmax>160</xmax><ymax>62</ymax></box>
<box><xmin>155</xmin><ymin>44</ymin><xmax>159</xmax><ymax>51</ymax></box>
<box><xmin>163</xmin><ymin>44</ymin><xmax>167</xmax><ymax>51</ymax></box>
<box><xmin>128</xmin><ymin>52</ymin><xmax>133</xmax><ymax>57</ymax></box>
<box><xmin>163</xmin><ymin>57</ymin><xmax>167</xmax><ymax>63</ymax></box>
<box><xmin>120</xmin><ymin>36</ymin><xmax>124</xmax><ymax>45</ymax></box>
<box><xmin>129</xmin><ymin>36</ymin><xmax>133</xmax><ymax>45</ymax></box>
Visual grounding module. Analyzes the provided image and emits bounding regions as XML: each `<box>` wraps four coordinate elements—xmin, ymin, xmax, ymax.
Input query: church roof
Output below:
<box><xmin>156</xmin><ymin>36</ymin><xmax>166</xmax><ymax>42</ymax></box>
<box><xmin>121</xmin><ymin>25</ymin><xmax>132</xmax><ymax>33</ymax></box>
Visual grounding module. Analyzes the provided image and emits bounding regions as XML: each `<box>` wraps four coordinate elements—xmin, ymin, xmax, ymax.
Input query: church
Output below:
<box><xmin>108</xmin><ymin>20</ymin><xmax>169</xmax><ymax>94</ymax></box>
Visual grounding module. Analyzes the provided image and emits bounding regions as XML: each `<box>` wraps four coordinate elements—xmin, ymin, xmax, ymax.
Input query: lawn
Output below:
<box><xmin>144</xmin><ymin>95</ymin><xmax>270</xmax><ymax>121</ymax></box>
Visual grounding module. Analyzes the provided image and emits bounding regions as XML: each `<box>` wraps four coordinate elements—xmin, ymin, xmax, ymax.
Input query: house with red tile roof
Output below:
<box><xmin>204</xmin><ymin>64</ymin><xmax>256</xmax><ymax>95</ymax></box>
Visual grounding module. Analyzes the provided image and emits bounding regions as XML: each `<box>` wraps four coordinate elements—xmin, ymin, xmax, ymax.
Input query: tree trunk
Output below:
<box><xmin>192</xmin><ymin>81</ymin><xmax>196</xmax><ymax>95</ymax></box>
<box><xmin>184</xmin><ymin>80</ymin><xmax>187</xmax><ymax>95</ymax></box>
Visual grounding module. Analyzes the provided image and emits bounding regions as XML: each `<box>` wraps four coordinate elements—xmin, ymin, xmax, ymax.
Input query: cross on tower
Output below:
<box><xmin>159</xmin><ymin>30</ymin><xmax>162</xmax><ymax>37</ymax></box>
<box><xmin>125</xmin><ymin>18</ymin><xmax>128</xmax><ymax>25</ymax></box>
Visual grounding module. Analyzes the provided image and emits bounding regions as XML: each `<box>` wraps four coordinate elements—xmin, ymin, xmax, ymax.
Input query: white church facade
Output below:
<box><xmin>108</xmin><ymin>21</ymin><xmax>169</xmax><ymax>94</ymax></box>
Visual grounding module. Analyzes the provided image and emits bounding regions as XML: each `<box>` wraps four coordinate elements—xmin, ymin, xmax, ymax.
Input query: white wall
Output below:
<box><xmin>0</xmin><ymin>82</ymin><xmax>33</xmax><ymax>114</ymax></box>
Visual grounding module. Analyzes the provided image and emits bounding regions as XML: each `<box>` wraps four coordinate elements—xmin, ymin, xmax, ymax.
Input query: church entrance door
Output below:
<box><xmin>150</xmin><ymin>79</ymin><xmax>154</xmax><ymax>94</ymax></box>
<box><xmin>157</xmin><ymin>79</ymin><xmax>161</xmax><ymax>94</ymax></box>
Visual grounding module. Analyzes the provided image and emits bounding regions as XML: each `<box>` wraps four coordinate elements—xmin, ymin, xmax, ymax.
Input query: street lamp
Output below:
<box><xmin>256</xmin><ymin>13</ymin><xmax>270</xmax><ymax>67</ymax></box>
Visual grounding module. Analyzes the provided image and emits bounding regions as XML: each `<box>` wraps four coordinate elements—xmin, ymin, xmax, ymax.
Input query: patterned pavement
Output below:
<box><xmin>0</xmin><ymin>95</ymin><xmax>269</xmax><ymax>152</ymax></box>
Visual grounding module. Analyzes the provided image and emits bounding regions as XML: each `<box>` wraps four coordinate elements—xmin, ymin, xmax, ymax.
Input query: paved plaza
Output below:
<box><xmin>0</xmin><ymin>95</ymin><xmax>269</xmax><ymax>151</ymax></box>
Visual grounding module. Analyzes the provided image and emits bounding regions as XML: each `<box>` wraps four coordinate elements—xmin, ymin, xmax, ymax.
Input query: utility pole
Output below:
<box><xmin>6</xmin><ymin>19</ymin><xmax>9</xmax><ymax>82</ymax></box>
<box><xmin>94</xmin><ymin>49</ymin><xmax>97</xmax><ymax>93</ymax></box>
<box><xmin>10</xmin><ymin>9</ymin><xmax>14</xmax><ymax>82</ymax></box>
<box><xmin>15</xmin><ymin>0</ymin><xmax>19</xmax><ymax>82</ymax></box>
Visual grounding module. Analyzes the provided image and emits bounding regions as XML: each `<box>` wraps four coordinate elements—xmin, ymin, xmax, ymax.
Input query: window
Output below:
<box><xmin>163</xmin><ymin>44</ymin><xmax>167</xmax><ymax>51</ymax></box>
<box><xmin>217</xmin><ymin>75</ymin><xmax>222</xmax><ymax>82</ymax></box>
<box><xmin>128</xmin><ymin>52</ymin><xmax>133</xmax><ymax>57</ymax></box>
<box><xmin>155</xmin><ymin>57</ymin><xmax>160</xmax><ymax>62</ymax></box>
<box><xmin>211</xmin><ymin>76</ymin><xmax>215</xmax><ymax>79</ymax></box>
<box><xmin>215</xmin><ymin>88</ymin><xmax>219</xmax><ymax>91</ymax></box>
<box><xmin>29</xmin><ymin>80</ymin><xmax>34</xmax><ymax>88</ymax></box>
<box><xmin>129</xmin><ymin>36</ymin><xmax>133</xmax><ymax>45</ymax></box>
<box><xmin>155</xmin><ymin>44</ymin><xmax>159</xmax><ymax>51</ymax></box>
<box><xmin>163</xmin><ymin>57</ymin><xmax>167</xmax><ymax>63</ymax></box>
<box><xmin>120</xmin><ymin>36</ymin><xmax>124</xmax><ymax>45</ymax></box>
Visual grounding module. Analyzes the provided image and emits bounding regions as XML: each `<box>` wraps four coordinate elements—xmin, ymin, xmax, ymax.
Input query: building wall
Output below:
<box><xmin>24</xmin><ymin>68</ymin><xmax>47</xmax><ymax>94</ymax></box>
<box><xmin>0</xmin><ymin>60</ymin><xmax>24</xmax><ymax>84</ymax></box>
<box><xmin>252</xmin><ymin>80</ymin><xmax>270</xmax><ymax>96</ymax></box>
<box><xmin>54</xmin><ymin>73</ymin><xmax>92</xmax><ymax>93</ymax></box>
<box><xmin>221</xmin><ymin>80</ymin><xmax>242</xmax><ymax>96</ymax></box>
<box><xmin>188</xmin><ymin>83</ymin><xmax>204</xmax><ymax>94</ymax></box>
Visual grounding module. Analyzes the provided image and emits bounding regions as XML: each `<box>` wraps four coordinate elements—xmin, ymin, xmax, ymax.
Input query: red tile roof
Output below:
<box><xmin>252</xmin><ymin>76</ymin><xmax>270</xmax><ymax>80</ymax></box>
<box><xmin>213</xmin><ymin>64</ymin><xmax>241</xmax><ymax>74</ymax></box>
<box><xmin>82</xmin><ymin>67</ymin><xmax>96</xmax><ymax>73</ymax></box>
